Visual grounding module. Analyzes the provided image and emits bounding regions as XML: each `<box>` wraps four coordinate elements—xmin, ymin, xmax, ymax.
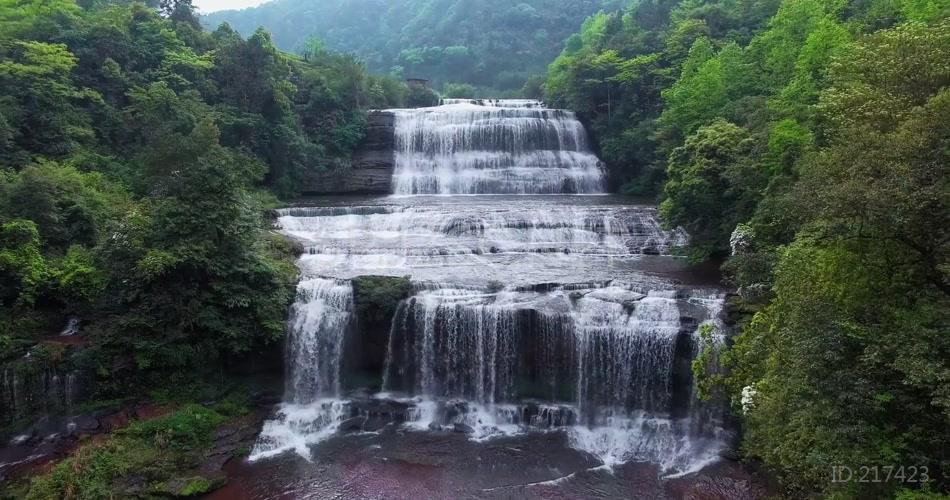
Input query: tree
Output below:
<box><xmin>102</xmin><ymin>117</ymin><xmax>295</xmax><ymax>378</ymax></box>
<box><xmin>660</xmin><ymin>119</ymin><xmax>764</xmax><ymax>259</ymax></box>
<box><xmin>0</xmin><ymin>220</ymin><xmax>47</xmax><ymax>311</ymax></box>
<box><xmin>0</xmin><ymin>40</ymin><xmax>92</xmax><ymax>166</ymax></box>
<box><xmin>406</xmin><ymin>85</ymin><xmax>440</xmax><ymax>107</ymax></box>
<box><xmin>723</xmin><ymin>20</ymin><xmax>950</xmax><ymax>496</ymax></box>
<box><xmin>203</xmin><ymin>0</ymin><xmax>620</xmax><ymax>92</ymax></box>
<box><xmin>159</xmin><ymin>0</ymin><xmax>200</xmax><ymax>30</ymax></box>
<box><xmin>1</xmin><ymin>161</ymin><xmax>127</xmax><ymax>251</ymax></box>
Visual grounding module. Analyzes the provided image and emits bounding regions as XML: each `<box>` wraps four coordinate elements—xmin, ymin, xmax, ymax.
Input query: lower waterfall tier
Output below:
<box><xmin>380</xmin><ymin>285</ymin><xmax>724</xmax><ymax>416</ymax></box>
<box><xmin>258</xmin><ymin>195</ymin><xmax>732</xmax><ymax>476</ymax></box>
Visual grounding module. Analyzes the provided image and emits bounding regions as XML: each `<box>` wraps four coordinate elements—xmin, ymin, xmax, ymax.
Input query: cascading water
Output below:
<box><xmin>252</xmin><ymin>100</ymin><xmax>730</xmax><ymax>477</ymax></box>
<box><xmin>392</xmin><ymin>100</ymin><xmax>606</xmax><ymax>195</ymax></box>
<box><xmin>285</xmin><ymin>278</ymin><xmax>354</xmax><ymax>403</ymax></box>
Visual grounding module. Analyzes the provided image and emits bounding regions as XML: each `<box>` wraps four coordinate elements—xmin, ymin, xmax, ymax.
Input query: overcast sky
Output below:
<box><xmin>194</xmin><ymin>0</ymin><xmax>270</xmax><ymax>13</ymax></box>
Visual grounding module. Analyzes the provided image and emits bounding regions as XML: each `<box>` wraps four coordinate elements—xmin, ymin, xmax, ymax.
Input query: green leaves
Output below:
<box><xmin>721</xmin><ymin>19</ymin><xmax>950</xmax><ymax>497</ymax></box>
<box><xmin>2</xmin><ymin>161</ymin><xmax>128</xmax><ymax>249</ymax></box>
<box><xmin>0</xmin><ymin>219</ymin><xmax>47</xmax><ymax>309</ymax></box>
<box><xmin>50</xmin><ymin>245</ymin><xmax>106</xmax><ymax>304</ymax></box>
<box><xmin>136</xmin><ymin>249</ymin><xmax>179</xmax><ymax>281</ymax></box>
<box><xmin>0</xmin><ymin>0</ymin><xmax>356</xmax><ymax>390</ymax></box>
<box><xmin>0</xmin><ymin>40</ymin><xmax>92</xmax><ymax>163</ymax></box>
<box><xmin>548</xmin><ymin>1</ymin><xmax>949</xmax><ymax>495</ymax></box>
<box><xmin>661</xmin><ymin>119</ymin><xmax>762</xmax><ymax>259</ymax></box>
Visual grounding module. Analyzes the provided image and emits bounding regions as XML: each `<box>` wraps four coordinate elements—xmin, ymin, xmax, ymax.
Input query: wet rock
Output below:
<box><xmin>133</xmin><ymin>404</ymin><xmax>174</xmax><ymax>421</ymax></box>
<box><xmin>453</xmin><ymin>423</ymin><xmax>475</xmax><ymax>434</ymax></box>
<box><xmin>0</xmin><ymin>435</ymin><xmax>75</xmax><ymax>482</ymax></box>
<box><xmin>680</xmin><ymin>475</ymin><xmax>763</xmax><ymax>500</ymax></box>
<box><xmin>14</xmin><ymin>416</ymin><xmax>62</xmax><ymax>445</ymax></box>
<box><xmin>679</xmin><ymin>316</ymin><xmax>699</xmax><ymax>330</ymax></box>
<box><xmin>719</xmin><ymin>448</ymin><xmax>741</xmax><ymax>462</ymax></box>
<box><xmin>427</xmin><ymin>422</ymin><xmax>443</xmax><ymax>432</ymax></box>
<box><xmin>300</xmin><ymin>112</ymin><xmax>395</xmax><ymax>195</ymax></box>
<box><xmin>679</xmin><ymin>299</ymin><xmax>712</xmax><ymax>324</ymax></box>
<box><xmin>250</xmin><ymin>391</ymin><xmax>284</xmax><ymax>407</ymax></box>
<box><xmin>364</xmin><ymin>417</ymin><xmax>391</xmax><ymax>432</ymax></box>
<box><xmin>349</xmin><ymin>398</ymin><xmax>411</xmax><ymax>423</ymax></box>
<box><xmin>69</xmin><ymin>414</ymin><xmax>101</xmax><ymax>434</ymax></box>
<box><xmin>99</xmin><ymin>410</ymin><xmax>131</xmax><ymax>431</ymax></box>
<box><xmin>202</xmin><ymin>416</ymin><xmax>263</xmax><ymax>473</ymax></box>
<box><xmin>339</xmin><ymin>416</ymin><xmax>367</xmax><ymax>433</ymax></box>
<box><xmin>665</xmin><ymin>460</ymin><xmax>773</xmax><ymax>500</ymax></box>
<box><xmin>9</xmin><ymin>432</ymin><xmax>33</xmax><ymax>445</ymax></box>
<box><xmin>738</xmin><ymin>283</ymin><xmax>770</xmax><ymax>303</ymax></box>
<box><xmin>155</xmin><ymin>472</ymin><xmax>226</xmax><ymax>497</ymax></box>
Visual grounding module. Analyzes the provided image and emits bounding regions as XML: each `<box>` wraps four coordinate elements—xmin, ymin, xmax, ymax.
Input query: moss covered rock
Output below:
<box><xmin>351</xmin><ymin>275</ymin><xmax>413</xmax><ymax>325</ymax></box>
<box><xmin>154</xmin><ymin>473</ymin><xmax>226</xmax><ymax>497</ymax></box>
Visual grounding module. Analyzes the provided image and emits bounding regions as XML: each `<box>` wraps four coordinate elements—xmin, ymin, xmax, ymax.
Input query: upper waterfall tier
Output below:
<box><xmin>389</xmin><ymin>100</ymin><xmax>606</xmax><ymax>195</ymax></box>
<box><xmin>440</xmin><ymin>98</ymin><xmax>544</xmax><ymax>108</ymax></box>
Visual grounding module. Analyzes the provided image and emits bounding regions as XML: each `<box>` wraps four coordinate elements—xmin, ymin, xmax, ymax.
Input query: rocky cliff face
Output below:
<box><xmin>300</xmin><ymin>111</ymin><xmax>395</xmax><ymax>195</ymax></box>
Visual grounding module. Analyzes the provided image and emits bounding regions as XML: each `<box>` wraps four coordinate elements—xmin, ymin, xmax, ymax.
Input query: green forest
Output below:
<box><xmin>203</xmin><ymin>0</ymin><xmax>624</xmax><ymax>94</ymax></box>
<box><xmin>0</xmin><ymin>0</ymin><xmax>418</xmax><ymax>495</ymax></box>
<box><xmin>0</xmin><ymin>0</ymin><xmax>414</xmax><ymax>394</ymax></box>
<box><xmin>543</xmin><ymin>0</ymin><xmax>948</xmax><ymax>497</ymax></box>
<box><xmin>1</xmin><ymin>0</ymin><xmax>948</xmax><ymax>498</ymax></box>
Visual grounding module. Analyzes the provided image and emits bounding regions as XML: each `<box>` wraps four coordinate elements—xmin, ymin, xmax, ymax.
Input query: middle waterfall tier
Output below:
<box><xmin>390</xmin><ymin>100</ymin><xmax>607</xmax><ymax>195</ymax></box>
<box><xmin>278</xmin><ymin>196</ymin><xmax>688</xmax><ymax>286</ymax></box>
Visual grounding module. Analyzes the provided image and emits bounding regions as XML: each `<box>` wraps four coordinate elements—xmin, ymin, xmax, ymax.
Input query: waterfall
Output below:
<box><xmin>382</xmin><ymin>286</ymin><xmax>692</xmax><ymax>414</ymax></box>
<box><xmin>252</xmin><ymin>100</ymin><xmax>730</xmax><ymax>476</ymax></box>
<box><xmin>285</xmin><ymin>278</ymin><xmax>354</xmax><ymax>404</ymax></box>
<box><xmin>383</xmin><ymin>288</ymin><xmax>520</xmax><ymax>404</ymax></box>
<box><xmin>392</xmin><ymin>100</ymin><xmax>606</xmax><ymax>195</ymax></box>
<box><xmin>1</xmin><ymin>363</ymin><xmax>83</xmax><ymax>426</ymax></box>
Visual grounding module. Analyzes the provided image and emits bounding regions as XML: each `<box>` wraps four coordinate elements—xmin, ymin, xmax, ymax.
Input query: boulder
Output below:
<box><xmin>154</xmin><ymin>472</ymin><xmax>226</xmax><ymax>497</ymax></box>
<box><xmin>452</xmin><ymin>423</ymin><xmax>475</xmax><ymax>434</ymax></box>
<box><xmin>69</xmin><ymin>414</ymin><xmax>101</xmax><ymax>434</ymax></box>
<box><xmin>339</xmin><ymin>416</ymin><xmax>367</xmax><ymax>433</ymax></box>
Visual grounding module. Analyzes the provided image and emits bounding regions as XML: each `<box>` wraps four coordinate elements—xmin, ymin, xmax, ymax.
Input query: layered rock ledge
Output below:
<box><xmin>300</xmin><ymin>111</ymin><xmax>395</xmax><ymax>194</ymax></box>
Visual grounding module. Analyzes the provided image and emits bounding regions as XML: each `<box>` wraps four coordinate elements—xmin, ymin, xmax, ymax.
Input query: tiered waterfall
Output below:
<box><xmin>251</xmin><ymin>100</ymin><xmax>730</xmax><ymax>476</ymax></box>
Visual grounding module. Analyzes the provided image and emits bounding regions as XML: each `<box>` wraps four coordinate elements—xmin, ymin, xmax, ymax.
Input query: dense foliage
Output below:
<box><xmin>545</xmin><ymin>0</ymin><xmax>948</xmax><ymax>497</ymax></box>
<box><xmin>1</xmin><ymin>0</ymin><xmax>947</xmax><ymax>497</ymax></box>
<box><xmin>0</xmin><ymin>0</ymin><xmax>405</xmax><ymax>392</ymax></box>
<box><xmin>203</xmin><ymin>0</ymin><xmax>624</xmax><ymax>95</ymax></box>
<box><xmin>20</xmin><ymin>403</ymin><xmax>241</xmax><ymax>498</ymax></box>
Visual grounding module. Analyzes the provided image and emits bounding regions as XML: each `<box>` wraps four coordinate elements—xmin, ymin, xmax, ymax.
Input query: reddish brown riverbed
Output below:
<box><xmin>207</xmin><ymin>427</ymin><xmax>767</xmax><ymax>499</ymax></box>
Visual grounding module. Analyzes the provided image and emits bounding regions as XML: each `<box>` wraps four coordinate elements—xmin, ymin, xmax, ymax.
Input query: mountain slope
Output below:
<box><xmin>203</xmin><ymin>0</ymin><xmax>621</xmax><ymax>92</ymax></box>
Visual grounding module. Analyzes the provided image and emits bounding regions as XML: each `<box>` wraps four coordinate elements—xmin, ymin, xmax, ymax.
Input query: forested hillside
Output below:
<box><xmin>203</xmin><ymin>0</ymin><xmax>623</xmax><ymax>94</ymax></box>
<box><xmin>0</xmin><ymin>0</ymin><xmax>406</xmax><ymax>394</ymax></box>
<box><xmin>544</xmin><ymin>0</ymin><xmax>949</xmax><ymax>497</ymax></box>
<box><xmin>0</xmin><ymin>0</ymin><xmax>948</xmax><ymax>497</ymax></box>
